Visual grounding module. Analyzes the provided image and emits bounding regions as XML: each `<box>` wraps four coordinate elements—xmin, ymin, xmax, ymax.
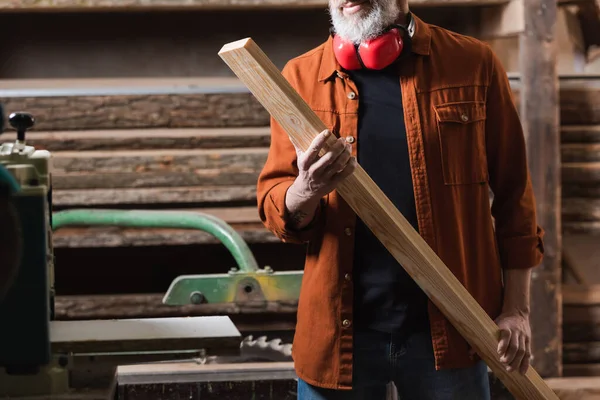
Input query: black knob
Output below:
<box><xmin>9</xmin><ymin>112</ymin><xmax>35</xmax><ymax>142</ymax></box>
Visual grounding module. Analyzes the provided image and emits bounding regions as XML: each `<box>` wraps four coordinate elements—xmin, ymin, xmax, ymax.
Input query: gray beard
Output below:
<box><xmin>328</xmin><ymin>0</ymin><xmax>400</xmax><ymax>44</ymax></box>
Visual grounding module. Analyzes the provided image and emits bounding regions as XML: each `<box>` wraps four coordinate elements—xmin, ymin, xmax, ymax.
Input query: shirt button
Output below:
<box><xmin>461</xmin><ymin>114</ymin><xmax>469</xmax><ymax>122</ymax></box>
<box><xmin>344</xmin><ymin>273</ymin><xmax>351</xmax><ymax>281</ymax></box>
<box><xmin>344</xmin><ymin>227</ymin><xmax>352</xmax><ymax>236</ymax></box>
<box><xmin>342</xmin><ymin>319</ymin><xmax>351</xmax><ymax>328</ymax></box>
<box><xmin>347</xmin><ymin>91</ymin><xmax>356</xmax><ymax>100</ymax></box>
<box><xmin>345</xmin><ymin>136</ymin><xmax>355</xmax><ymax>144</ymax></box>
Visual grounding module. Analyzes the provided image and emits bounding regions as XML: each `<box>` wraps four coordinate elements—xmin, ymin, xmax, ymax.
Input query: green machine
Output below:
<box><xmin>0</xmin><ymin>105</ymin><xmax>301</xmax><ymax>398</ymax></box>
<box><xmin>0</xmin><ymin>110</ymin><xmax>53</xmax><ymax>372</ymax></box>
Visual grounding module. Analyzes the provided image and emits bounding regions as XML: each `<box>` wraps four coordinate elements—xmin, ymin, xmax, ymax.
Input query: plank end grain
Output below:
<box><xmin>217</xmin><ymin>38</ymin><xmax>560</xmax><ymax>400</ymax></box>
<box><xmin>218</xmin><ymin>38</ymin><xmax>253</xmax><ymax>55</ymax></box>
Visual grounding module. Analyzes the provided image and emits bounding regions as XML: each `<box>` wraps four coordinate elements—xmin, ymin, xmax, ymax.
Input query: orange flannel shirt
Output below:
<box><xmin>256</xmin><ymin>13</ymin><xmax>544</xmax><ymax>390</ymax></box>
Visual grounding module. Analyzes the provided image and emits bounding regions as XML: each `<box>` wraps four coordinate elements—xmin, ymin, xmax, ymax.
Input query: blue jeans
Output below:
<box><xmin>297</xmin><ymin>329</ymin><xmax>491</xmax><ymax>400</ymax></box>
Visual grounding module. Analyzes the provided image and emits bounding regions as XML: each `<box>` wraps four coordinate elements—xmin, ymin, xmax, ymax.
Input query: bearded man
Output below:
<box><xmin>256</xmin><ymin>0</ymin><xmax>545</xmax><ymax>398</ymax></box>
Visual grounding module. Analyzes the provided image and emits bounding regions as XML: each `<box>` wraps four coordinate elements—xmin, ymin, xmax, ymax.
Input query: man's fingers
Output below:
<box><xmin>323</xmin><ymin>143</ymin><xmax>352</xmax><ymax>178</ymax></box>
<box><xmin>509</xmin><ymin>334</ymin><xmax>527</xmax><ymax>372</ymax></box>
<box><xmin>497</xmin><ymin>328</ymin><xmax>511</xmax><ymax>357</ymax></box>
<box><xmin>299</xmin><ymin>130</ymin><xmax>331</xmax><ymax>170</ymax></box>
<box><xmin>520</xmin><ymin>350</ymin><xmax>531</xmax><ymax>374</ymax></box>
<box><xmin>520</xmin><ymin>335</ymin><xmax>532</xmax><ymax>374</ymax></box>
<box><xmin>331</xmin><ymin>157</ymin><xmax>357</xmax><ymax>183</ymax></box>
<box><xmin>310</xmin><ymin>138</ymin><xmax>347</xmax><ymax>175</ymax></box>
<box><xmin>501</xmin><ymin>333</ymin><xmax>520</xmax><ymax>370</ymax></box>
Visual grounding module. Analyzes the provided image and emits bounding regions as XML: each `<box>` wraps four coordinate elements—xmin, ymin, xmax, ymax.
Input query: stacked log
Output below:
<box><xmin>563</xmin><ymin>284</ymin><xmax>600</xmax><ymax>377</ymax></box>
<box><xmin>0</xmin><ymin>78</ymin><xmax>278</xmax><ymax>248</ymax></box>
<box><xmin>559</xmin><ymin>77</ymin><xmax>600</xmax><ymax>234</ymax></box>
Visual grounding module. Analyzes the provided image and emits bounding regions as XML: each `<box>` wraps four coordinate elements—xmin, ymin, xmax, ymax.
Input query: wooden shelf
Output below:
<box><xmin>0</xmin><ymin>0</ymin><xmax>509</xmax><ymax>13</ymax></box>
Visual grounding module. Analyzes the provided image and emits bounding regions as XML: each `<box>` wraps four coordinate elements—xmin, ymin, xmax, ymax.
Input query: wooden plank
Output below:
<box><xmin>564</xmin><ymin>221</ymin><xmax>600</xmax><ymax>233</ymax></box>
<box><xmin>564</xmin><ymin>342</ymin><xmax>600</xmax><ymax>363</ymax></box>
<box><xmin>117</xmin><ymin>362</ymin><xmax>298</xmax><ymax>400</ymax></box>
<box><xmin>54</xmin><ymin>294</ymin><xmax>298</xmax><ymax>320</ymax></box>
<box><xmin>563</xmin><ymin>198</ymin><xmax>600</xmax><ymax>220</ymax></box>
<box><xmin>0</xmin><ymin>0</ymin><xmax>509</xmax><ymax>13</ymax></box>
<box><xmin>519</xmin><ymin>0</ymin><xmax>561</xmax><ymax>379</ymax></box>
<box><xmin>52</xmin><ymin>223</ymin><xmax>276</xmax><ymax>248</ymax></box>
<box><xmin>545</xmin><ymin>377</ymin><xmax>600</xmax><ymax>400</ymax></box>
<box><xmin>562</xmin><ymin>126</ymin><xmax>600</xmax><ymax>143</ymax></box>
<box><xmin>118</xmin><ymin>361</ymin><xmax>296</xmax><ymax>385</ymax></box>
<box><xmin>52</xmin><ymin>186</ymin><xmax>257</xmax><ymax>207</ymax></box>
<box><xmin>563</xmin><ymin>184</ymin><xmax>600</xmax><ymax>197</ymax></box>
<box><xmin>0</xmin><ymin>92</ymin><xmax>268</xmax><ymax>130</ymax></box>
<box><xmin>563</xmin><ymin>163</ymin><xmax>600</xmax><ymax>184</ymax></box>
<box><xmin>563</xmin><ymin>285</ymin><xmax>600</xmax><ymax>343</ymax></box>
<box><xmin>563</xmin><ymin>143</ymin><xmax>600</xmax><ymax>162</ymax></box>
<box><xmin>50</xmin><ymin>316</ymin><xmax>241</xmax><ymax>354</ymax></box>
<box><xmin>551</xmin><ymin>78</ymin><xmax>600</xmax><ymax>125</ymax></box>
<box><xmin>563</xmin><ymin>363</ymin><xmax>600</xmax><ymax>377</ymax></box>
<box><xmin>564</xmin><ymin>284</ymin><xmax>600</xmax><ymax>305</ymax></box>
<box><xmin>51</xmin><ymin>148</ymin><xmax>268</xmax><ymax>174</ymax></box>
<box><xmin>563</xmin><ymin>304</ymin><xmax>600</xmax><ymax>341</ymax></box>
<box><xmin>48</xmin><ymin>147</ymin><xmax>266</xmax><ymax>191</ymax></box>
<box><xmin>28</xmin><ymin>127</ymin><xmax>270</xmax><ymax>151</ymax></box>
<box><xmin>0</xmin><ymin>78</ymin><xmax>268</xmax><ymax>131</ymax></box>
<box><xmin>51</xmin><ymin>169</ymin><xmax>260</xmax><ymax>190</ymax></box>
<box><xmin>561</xmin><ymin>162</ymin><xmax>600</xmax><ymax>202</ymax></box>
<box><xmin>563</xmin><ymin>321</ymin><xmax>600</xmax><ymax>343</ymax></box>
<box><xmin>0</xmin><ymin>77</ymin><xmax>245</xmax><ymax>91</ymax></box>
<box><xmin>218</xmin><ymin>38</ymin><xmax>559</xmax><ymax>400</ymax></box>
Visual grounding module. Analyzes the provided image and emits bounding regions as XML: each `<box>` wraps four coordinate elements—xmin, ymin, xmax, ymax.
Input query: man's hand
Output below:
<box><xmin>285</xmin><ymin>129</ymin><xmax>357</xmax><ymax>229</ymax></box>
<box><xmin>495</xmin><ymin>309</ymin><xmax>532</xmax><ymax>374</ymax></box>
<box><xmin>292</xmin><ymin>129</ymin><xmax>356</xmax><ymax>199</ymax></box>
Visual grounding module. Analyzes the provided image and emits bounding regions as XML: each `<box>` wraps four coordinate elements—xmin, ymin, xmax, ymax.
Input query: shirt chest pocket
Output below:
<box><xmin>434</xmin><ymin>101</ymin><xmax>488</xmax><ymax>185</ymax></box>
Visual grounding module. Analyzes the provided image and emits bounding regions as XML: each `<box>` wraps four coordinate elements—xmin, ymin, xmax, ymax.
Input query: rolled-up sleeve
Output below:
<box><xmin>256</xmin><ymin>63</ymin><xmax>326</xmax><ymax>245</ymax></box>
<box><xmin>484</xmin><ymin>46</ymin><xmax>545</xmax><ymax>270</ymax></box>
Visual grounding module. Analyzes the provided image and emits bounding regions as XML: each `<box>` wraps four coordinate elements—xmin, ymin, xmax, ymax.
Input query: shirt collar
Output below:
<box><xmin>318</xmin><ymin>12</ymin><xmax>432</xmax><ymax>82</ymax></box>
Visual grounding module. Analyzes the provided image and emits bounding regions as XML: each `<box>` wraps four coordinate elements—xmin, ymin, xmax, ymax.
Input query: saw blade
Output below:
<box><xmin>203</xmin><ymin>335</ymin><xmax>293</xmax><ymax>364</ymax></box>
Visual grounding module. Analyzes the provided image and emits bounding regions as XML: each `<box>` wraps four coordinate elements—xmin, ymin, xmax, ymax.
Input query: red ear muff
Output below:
<box><xmin>332</xmin><ymin>26</ymin><xmax>405</xmax><ymax>71</ymax></box>
<box><xmin>359</xmin><ymin>27</ymin><xmax>404</xmax><ymax>70</ymax></box>
<box><xmin>333</xmin><ymin>34</ymin><xmax>363</xmax><ymax>70</ymax></box>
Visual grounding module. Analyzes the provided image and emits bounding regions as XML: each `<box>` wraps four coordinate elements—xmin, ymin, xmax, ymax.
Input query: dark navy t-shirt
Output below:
<box><xmin>348</xmin><ymin>64</ymin><xmax>430</xmax><ymax>334</ymax></box>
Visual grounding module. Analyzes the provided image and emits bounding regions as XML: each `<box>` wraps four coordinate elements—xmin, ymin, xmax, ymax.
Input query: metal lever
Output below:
<box><xmin>8</xmin><ymin>112</ymin><xmax>35</xmax><ymax>153</ymax></box>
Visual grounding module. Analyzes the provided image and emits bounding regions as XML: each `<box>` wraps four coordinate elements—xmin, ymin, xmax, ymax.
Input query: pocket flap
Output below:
<box><xmin>434</xmin><ymin>101</ymin><xmax>486</xmax><ymax>124</ymax></box>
